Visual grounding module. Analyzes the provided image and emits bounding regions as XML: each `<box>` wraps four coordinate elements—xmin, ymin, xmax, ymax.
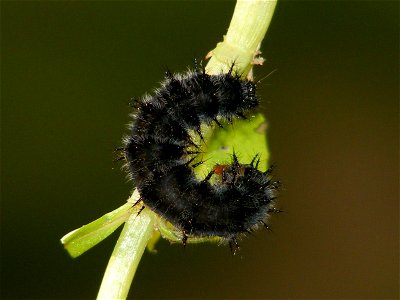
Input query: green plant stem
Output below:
<box><xmin>206</xmin><ymin>0</ymin><xmax>277</xmax><ymax>75</ymax></box>
<box><xmin>97</xmin><ymin>193</ymin><xmax>156</xmax><ymax>300</ymax></box>
<box><xmin>96</xmin><ymin>1</ymin><xmax>277</xmax><ymax>299</ymax></box>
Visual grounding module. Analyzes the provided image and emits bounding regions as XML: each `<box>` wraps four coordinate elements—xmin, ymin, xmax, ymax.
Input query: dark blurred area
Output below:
<box><xmin>1</xmin><ymin>1</ymin><xmax>398</xmax><ymax>299</ymax></box>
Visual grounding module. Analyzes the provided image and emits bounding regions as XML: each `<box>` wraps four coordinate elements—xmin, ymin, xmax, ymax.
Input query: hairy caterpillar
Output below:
<box><xmin>121</xmin><ymin>64</ymin><xmax>279</xmax><ymax>251</ymax></box>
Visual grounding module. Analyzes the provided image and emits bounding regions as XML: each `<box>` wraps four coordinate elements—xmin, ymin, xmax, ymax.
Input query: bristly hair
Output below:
<box><xmin>122</xmin><ymin>63</ymin><xmax>280</xmax><ymax>251</ymax></box>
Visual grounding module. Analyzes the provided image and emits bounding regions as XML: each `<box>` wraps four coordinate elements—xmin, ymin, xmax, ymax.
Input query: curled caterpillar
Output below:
<box><xmin>122</xmin><ymin>65</ymin><xmax>279</xmax><ymax>250</ymax></box>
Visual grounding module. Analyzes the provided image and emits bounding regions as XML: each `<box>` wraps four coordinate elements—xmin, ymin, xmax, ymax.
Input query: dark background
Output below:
<box><xmin>1</xmin><ymin>1</ymin><xmax>398</xmax><ymax>299</ymax></box>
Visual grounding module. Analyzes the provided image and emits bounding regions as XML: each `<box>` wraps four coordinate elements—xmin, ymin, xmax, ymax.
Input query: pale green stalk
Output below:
<box><xmin>206</xmin><ymin>0</ymin><xmax>277</xmax><ymax>75</ymax></box>
<box><xmin>74</xmin><ymin>1</ymin><xmax>277</xmax><ymax>299</ymax></box>
<box><xmin>97</xmin><ymin>202</ymin><xmax>156</xmax><ymax>300</ymax></box>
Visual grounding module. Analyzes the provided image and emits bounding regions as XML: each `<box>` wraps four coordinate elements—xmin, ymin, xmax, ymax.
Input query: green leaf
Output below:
<box><xmin>61</xmin><ymin>197</ymin><xmax>138</xmax><ymax>258</ymax></box>
<box><xmin>196</xmin><ymin>113</ymin><xmax>270</xmax><ymax>176</ymax></box>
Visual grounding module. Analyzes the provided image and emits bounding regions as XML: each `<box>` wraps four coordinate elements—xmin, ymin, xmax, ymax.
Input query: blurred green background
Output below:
<box><xmin>1</xmin><ymin>1</ymin><xmax>398</xmax><ymax>299</ymax></box>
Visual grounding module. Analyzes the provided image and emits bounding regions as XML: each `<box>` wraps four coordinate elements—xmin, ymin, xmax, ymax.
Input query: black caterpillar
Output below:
<box><xmin>122</xmin><ymin>64</ymin><xmax>279</xmax><ymax>250</ymax></box>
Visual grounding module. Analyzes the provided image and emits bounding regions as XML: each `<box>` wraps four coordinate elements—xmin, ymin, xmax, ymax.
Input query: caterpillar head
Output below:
<box><xmin>212</xmin><ymin>74</ymin><xmax>258</xmax><ymax>119</ymax></box>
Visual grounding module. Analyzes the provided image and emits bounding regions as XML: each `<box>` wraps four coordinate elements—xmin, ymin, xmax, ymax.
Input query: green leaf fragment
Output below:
<box><xmin>146</xmin><ymin>229</ymin><xmax>161</xmax><ymax>253</ymax></box>
<box><xmin>157</xmin><ymin>218</ymin><xmax>221</xmax><ymax>244</ymax></box>
<box><xmin>195</xmin><ymin>113</ymin><xmax>270</xmax><ymax>178</ymax></box>
<box><xmin>61</xmin><ymin>195</ymin><xmax>139</xmax><ymax>258</ymax></box>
